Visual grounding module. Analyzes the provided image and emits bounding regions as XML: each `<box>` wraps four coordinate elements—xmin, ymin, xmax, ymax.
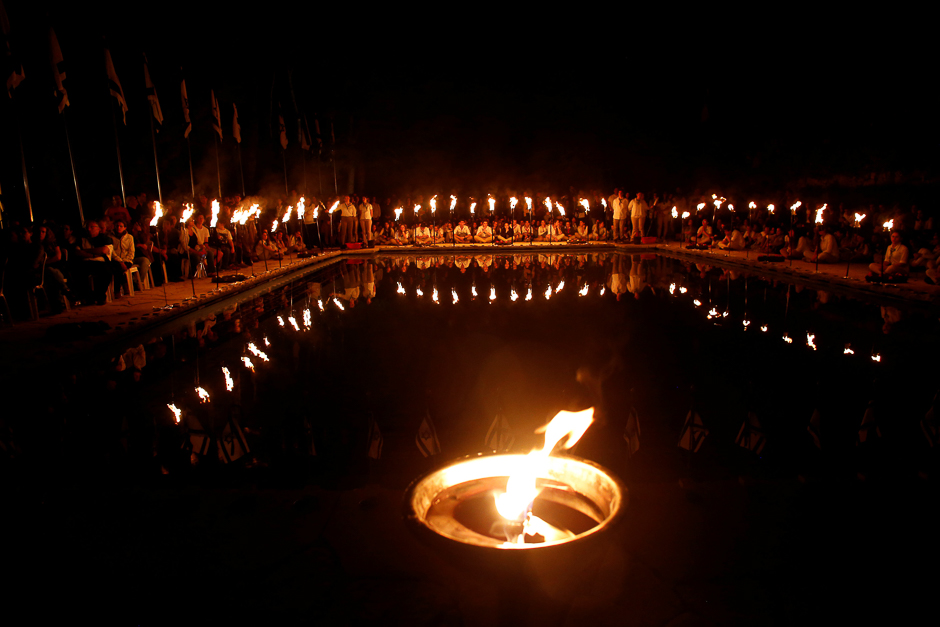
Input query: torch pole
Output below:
<box><xmin>215</xmin><ymin>135</ymin><xmax>223</xmax><ymax>200</ymax></box>
<box><xmin>63</xmin><ymin>112</ymin><xmax>84</xmax><ymax>224</ymax></box>
<box><xmin>111</xmin><ymin>100</ymin><xmax>127</xmax><ymax>208</ymax></box>
<box><xmin>236</xmin><ymin>143</ymin><xmax>246</xmax><ymax>197</ymax></box>
<box><xmin>150</xmin><ymin>109</ymin><xmax>164</xmax><ymax>204</ymax></box>
<box><xmin>186</xmin><ymin>137</ymin><xmax>196</xmax><ymax>205</ymax></box>
<box><xmin>282</xmin><ymin>149</ymin><xmax>289</xmax><ymax>197</ymax></box>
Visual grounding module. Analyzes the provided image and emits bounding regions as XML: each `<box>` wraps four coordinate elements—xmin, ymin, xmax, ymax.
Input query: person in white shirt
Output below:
<box><xmin>395</xmin><ymin>223</ymin><xmax>411</xmax><ymax>245</ymax></box>
<box><xmin>590</xmin><ymin>221</ymin><xmax>608</xmax><ymax>241</ymax></box>
<box><xmin>717</xmin><ymin>227</ymin><xmax>745</xmax><ymax>251</ymax></box>
<box><xmin>454</xmin><ymin>220</ymin><xmax>472</xmax><ymax>244</ymax></box>
<box><xmin>804</xmin><ymin>226</ymin><xmax>839</xmax><ymax>263</ymax></box>
<box><xmin>869</xmin><ymin>231</ymin><xmax>910</xmax><ymax>276</ymax></box>
<box><xmin>612</xmin><ymin>190</ymin><xmax>626</xmax><ymax>241</ymax></box>
<box><xmin>696</xmin><ymin>220</ymin><xmax>714</xmax><ymax>246</ymax></box>
<box><xmin>551</xmin><ymin>220</ymin><xmax>568</xmax><ymax>242</ymax></box>
<box><xmin>358</xmin><ymin>196</ymin><xmax>373</xmax><ymax>244</ymax></box>
<box><xmin>414</xmin><ymin>223</ymin><xmax>432</xmax><ymax>246</ymax></box>
<box><xmin>474</xmin><ymin>220</ymin><xmax>493</xmax><ymax>243</ymax></box>
<box><xmin>629</xmin><ymin>192</ymin><xmax>649</xmax><ymax>239</ymax></box>
<box><xmin>337</xmin><ymin>195</ymin><xmax>357</xmax><ymax>244</ymax></box>
<box><xmin>536</xmin><ymin>220</ymin><xmax>550</xmax><ymax>242</ymax></box>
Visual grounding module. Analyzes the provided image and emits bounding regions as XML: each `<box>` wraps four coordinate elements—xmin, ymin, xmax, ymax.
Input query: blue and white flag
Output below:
<box><xmin>416</xmin><ymin>411</ymin><xmax>441</xmax><ymax>457</ymax></box>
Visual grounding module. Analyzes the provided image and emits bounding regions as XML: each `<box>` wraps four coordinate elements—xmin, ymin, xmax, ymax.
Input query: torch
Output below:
<box><xmin>450</xmin><ymin>196</ymin><xmax>457</xmax><ymax>248</ymax></box>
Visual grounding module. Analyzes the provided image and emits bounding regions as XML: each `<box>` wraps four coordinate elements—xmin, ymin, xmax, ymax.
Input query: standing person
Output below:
<box><xmin>629</xmin><ymin>192</ymin><xmax>649</xmax><ymax>240</ymax></box>
<box><xmin>337</xmin><ymin>195</ymin><xmax>357</xmax><ymax>245</ymax></box>
<box><xmin>612</xmin><ymin>190</ymin><xmax>626</xmax><ymax>241</ymax></box>
<box><xmin>359</xmin><ymin>196</ymin><xmax>374</xmax><ymax>245</ymax></box>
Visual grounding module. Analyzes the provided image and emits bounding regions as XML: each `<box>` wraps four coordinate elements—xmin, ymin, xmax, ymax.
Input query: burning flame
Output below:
<box><xmin>743</xmin><ymin>319</ymin><xmax>751</xmax><ymax>328</ymax></box>
<box><xmin>416</xmin><ymin>287</ymin><xmax>424</xmax><ymax>297</ymax></box>
<box><xmin>277</xmin><ymin>316</ymin><xmax>285</xmax><ymax>327</ymax></box>
<box><xmin>510</xmin><ymin>289</ymin><xmax>519</xmax><ymax>301</ymax></box>
<box><xmin>297</xmin><ymin>197</ymin><xmax>305</xmax><ymax>219</ymax></box>
<box><xmin>414</xmin><ymin>204</ymin><xmax>421</xmax><ymax>216</ymax></box>
<box><xmin>693</xmin><ymin>299</ymin><xmax>702</xmax><ymax>307</ymax></box>
<box><xmin>767</xmin><ymin>204</ymin><xmax>775</xmax><ymax>214</ymax></box>
<box><xmin>815</xmin><ymin>204</ymin><xmax>826</xmax><ymax>224</ymax></box>
<box><xmin>807</xmin><ymin>333</ymin><xmax>817</xmax><ymax>350</ymax></box>
<box><xmin>883</xmin><ymin>219</ymin><xmax>894</xmax><ymax>231</ymax></box>
<box><xmin>288</xmin><ymin>316</ymin><xmax>300</xmax><ymax>331</ymax></box>
<box><xmin>525</xmin><ymin>288</ymin><xmax>533</xmax><ymax>301</ymax></box>
<box><xmin>544</xmin><ymin>285</ymin><xmax>552</xmax><ymax>300</ymax></box>
<box><xmin>264</xmin><ymin>337</ymin><xmax>270</xmax><ymax>346</ymax></box>
<box><xmin>783</xmin><ymin>334</ymin><xmax>793</xmax><ymax>344</ymax></box>
<box><xmin>196</xmin><ymin>387</ymin><xmax>210</xmax><ymax>403</ymax></box>
<box><xmin>282</xmin><ymin>205</ymin><xmax>293</xmax><ymax>223</ymax></box>
<box><xmin>452</xmin><ymin>289</ymin><xmax>459</xmax><ymax>304</ymax></box>
<box><xmin>760</xmin><ymin>325</ymin><xmax>768</xmax><ymax>332</ymax></box>
<box><xmin>748</xmin><ymin>202</ymin><xmax>757</xmax><ymax>209</ymax></box>
<box><xmin>525</xmin><ymin>197</ymin><xmax>533</xmax><ymax>212</ymax></box>
<box><xmin>679</xmin><ymin>287</ymin><xmax>687</xmax><ymax>294</ymax></box>
<box><xmin>554</xmin><ymin>201</ymin><xmax>565</xmax><ymax>216</ymax></box>
<box><xmin>713</xmin><ymin>199</ymin><xmax>722</xmax><ymax>209</ymax></box>
<box><xmin>579</xmin><ymin>198</ymin><xmax>589</xmax><ymax>211</ymax></box>
<box><xmin>844</xmin><ymin>345</ymin><xmax>854</xmax><ymax>355</ymax></box>
<box><xmin>182</xmin><ymin>203</ymin><xmax>194</xmax><ymax>224</ymax></box>
<box><xmin>790</xmin><ymin>200</ymin><xmax>802</xmax><ymax>213</ymax></box>
<box><xmin>430</xmin><ymin>196</ymin><xmax>437</xmax><ymax>214</ymax></box>
<box><xmin>696</xmin><ymin>203</ymin><xmax>706</xmax><ymax>211</ymax></box>
<box><xmin>728</xmin><ymin>204</ymin><xmax>734</xmax><ymax>211</ymax></box>
<box><xmin>494</xmin><ymin>408</ymin><xmax>595</xmax><ymax>529</ymax></box>
<box><xmin>450</xmin><ymin>195</ymin><xmax>457</xmax><ymax>211</ymax></box>
<box><xmin>470</xmin><ymin>202</ymin><xmax>476</xmax><ymax>215</ymax></box>
<box><xmin>669</xmin><ymin>283</ymin><xmax>676</xmax><ymax>294</ymax></box>
<box><xmin>601</xmin><ymin>198</ymin><xmax>607</xmax><ymax>208</ymax></box>
<box><xmin>854</xmin><ymin>213</ymin><xmax>866</xmax><ymax>225</ymax></box>
<box><xmin>247</xmin><ymin>342</ymin><xmax>269</xmax><ymax>362</ymax></box>
<box><xmin>222</xmin><ymin>367</ymin><xmax>233</xmax><ymax>391</ymax></box>
<box><xmin>682</xmin><ymin>211</ymin><xmax>691</xmax><ymax>219</ymax></box>
<box><xmin>472</xmin><ymin>285</ymin><xmax>478</xmax><ymax>298</ymax></box>
<box><xmin>489</xmin><ymin>287</ymin><xmax>496</xmax><ymax>302</ymax></box>
<box><xmin>330</xmin><ymin>201</ymin><xmax>339</xmax><ymax>214</ymax></box>
<box><xmin>271</xmin><ymin>220</ymin><xmax>278</xmax><ymax>233</ymax></box>
<box><xmin>871</xmin><ymin>353</ymin><xmax>881</xmax><ymax>362</ymax></box>
<box><xmin>579</xmin><ymin>284</ymin><xmax>588</xmax><ymax>296</ymax></box>
<box><xmin>150</xmin><ymin>201</ymin><xmax>164</xmax><ymax>227</ymax></box>
<box><xmin>394</xmin><ymin>207</ymin><xmax>403</xmax><ymax>221</ymax></box>
<box><xmin>708</xmin><ymin>307</ymin><xmax>718</xmax><ymax>318</ymax></box>
<box><xmin>556</xmin><ymin>279</ymin><xmax>565</xmax><ymax>292</ymax></box>
<box><xmin>333</xmin><ymin>298</ymin><xmax>345</xmax><ymax>310</ymax></box>
<box><xmin>241</xmin><ymin>356</ymin><xmax>255</xmax><ymax>371</ymax></box>
<box><xmin>600</xmin><ymin>287</ymin><xmax>605</xmax><ymax>296</ymax></box>
<box><xmin>487</xmin><ymin>196</ymin><xmax>495</xmax><ymax>213</ymax></box>
<box><xmin>671</xmin><ymin>207</ymin><xmax>678</xmax><ymax>219</ymax></box>
<box><xmin>544</xmin><ymin>198</ymin><xmax>552</xmax><ymax>212</ymax></box>
<box><xmin>210</xmin><ymin>199</ymin><xmax>220</xmax><ymax>228</ymax></box>
<box><xmin>168</xmin><ymin>404</ymin><xmax>181</xmax><ymax>423</ymax></box>
<box><xmin>303</xmin><ymin>309</ymin><xmax>311</xmax><ymax>328</ymax></box>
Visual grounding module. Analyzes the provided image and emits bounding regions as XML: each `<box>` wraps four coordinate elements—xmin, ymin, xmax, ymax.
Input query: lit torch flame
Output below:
<box><xmin>330</xmin><ymin>201</ymin><xmax>339</xmax><ymax>214</ymax></box>
<box><xmin>222</xmin><ymin>367</ymin><xmax>233</xmax><ymax>391</ymax></box>
<box><xmin>472</xmin><ymin>285</ymin><xmax>478</xmax><ymax>298</ymax></box>
<box><xmin>297</xmin><ymin>197</ymin><xmax>305</xmax><ymax>220</ymax></box>
<box><xmin>883</xmin><ymin>219</ymin><xmax>893</xmax><ymax>231</ymax></box>
<box><xmin>271</xmin><ymin>220</ymin><xmax>278</xmax><ymax>233</ymax></box>
<box><xmin>556</xmin><ymin>280</ymin><xmax>565</xmax><ymax>292</ymax></box>
<box><xmin>277</xmin><ymin>316</ymin><xmax>285</xmax><ymax>327</ymax></box>
<box><xmin>394</xmin><ymin>207</ymin><xmax>403</xmax><ymax>221</ymax></box>
<box><xmin>182</xmin><ymin>203</ymin><xmax>194</xmax><ymax>224</ymax></box>
<box><xmin>694</xmin><ymin>299</ymin><xmax>702</xmax><ymax>307</ymax></box>
<box><xmin>470</xmin><ymin>202</ymin><xmax>476</xmax><ymax>215</ymax></box>
<box><xmin>416</xmin><ymin>287</ymin><xmax>424</xmax><ymax>297</ymax></box>
<box><xmin>579</xmin><ymin>198</ymin><xmax>589</xmax><ymax>212</ymax></box>
<box><xmin>489</xmin><ymin>287</ymin><xmax>496</xmax><ymax>302</ymax></box>
<box><xmin>303</xmin><ymin>309</ymin><xmax>311</xmax><ymax>328</ymax></box>
<box><xmin>282</xmin><ymin>205</ymin><xmax>293</xmax><ymax>223</ymax></box>
<box><xmin>450</xmin><ymin>196</ymin><xmax>457</xmax><ymax>211</ymax></box>
<box><xmin>488</xmin><ymin>196</ymin><xmax>495</xmax><ymax>213</ymax></box>
<box><xmin>748</xmin><ymin>202</ymin><xmax>757</xmax><ymax>209</ymax></box>
<box><xmin>682</xmin><ymin>211</ymin><xmax>691</xmax><ymax>219</ymax></box>
<box><xmin>525</xmin><ymin>197</ymin><xmax>533</xmax><ymax>212</ymax></box>
<box><xmin>554</xmin><ymin>201</ymin><xmax>565</xmax><ymax>216</ymax></box>
<box><xmin>318</xmin><ymin>300</ymin><xmax>324</xmax><ymax>312</ymax></box>
<box><xmin>333</xmin><ymin>298</ymin><xmax>345</xmax><ymax>310</ymax></box>
<box><xmin>545</xmin><ymin>285</ymin><xmax>552</xmax><ymax>300</ymax></box>
<box><xmin>210</xmin><ymin>199</ymin><xmax>220</xmax><ymax>228</ymax></box>
<box><xmin>150</xmin><ymin>201</ymin><xmax>164</xmax><ymax>227</ymax></box>
<box><xmin>767</xmin><ymin>204</ymin><xmax>775</xmax><ymax>214</ymax></box>
<box><xmin>783</xmin><ymin>334</ymin><xmax>793</xmax><ymax>344</ymax></box>
<box><xmin>871</xmin><ymin>353</ymin><xmax>881</xmax><ymax>362</ymax></box>
<box><xmin>242</xmin><ymin>356</ymin><xmax>255</xmax><ymax>371</ymax></box>
<box><xmin>168</xmin><ymin>404</ymin><xmax>181</xmax><ymax>423</ymax></box>
<box><xmin>526</xmin><ymin>288</ymin><xmax>532</xmax><ymax>301</ymax></box>
<box><xmin>790</xmin><ymin>200</ymin><xmax>802</xmax><ymax>214</ymax></box>
<box><xmin>743</xmin><ymin>319</ymin><xmax>751</xmax><ymax>328</ymax></box>
<box><xmin>679</xmin><ymin>287</ymin><xmax>687</xmax><ymax>294</ymax></box>
<box><xmin>247</xmin><ymin>342</ymin><xmax>269</xmax><ymax>362</ymax></box>
<box><xmin>854</xmin><ymin>213</ymin><xmax>866</xmax><ymax>226</ymax></box>
<box><xmin>760</xmin><ymin>325</ymin><xmax>768</xmax><ymax>332</ymax></box>
<box><xmin>264</xmin><ymin>337</ymin><xmax>270</xmax><ymax>347</ymax></box>
<box><xmin>671</xmin><ymin>206</ymin><xmax>678</xmax><ymax>219</ymax></box>
<box><xmin>544</xmin><ymin>197</ymin><xmax>552</xmax><ymax>212</ymax></box>
<box><xmin>844</xmin><ymin>345</ymin><xmax>854</xmax><ymax>355</ymax></box>
<box><xmin>669</xmin><ymin>283</ymin><xmax>676</xmax><ymax>294</ymax></box>
<box><xmin>196</xmin><ymin>387</ymin><xmax>210</xmax><ymax>403</ymax></box>
<box><xmin>807</xmin><ymin>333</ymin><xmax>817</xmax><ymax>350</ymax></box>
<box><xmin>494</xmin><ymin>408</ymin><xmax>595</xmax><ymax>537</ymax></box>
<box><xmin>815</xmin><ymin>204</ymin><xmax>826</xmax><ymax>224</ymax></box>
<box><xmin>511</xmin><ymin>197</ymin><xmax>519</xmax><ymax>210</ymax></box>
<box><xmin>432</xmin><ymin>287</ymin><xmax>439</xmax><ymax>304</ymax></box>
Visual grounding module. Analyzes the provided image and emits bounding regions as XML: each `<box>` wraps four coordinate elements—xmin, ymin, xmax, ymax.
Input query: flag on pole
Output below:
<box><xmin>623</xmin><ymin>407</ymin><xmax>641</xmax><ymax>457</ymax></box>
<box><xmin>232</xmin><ymin>103</ymin><xmax>241</xmax><ymax>144</ymax></box>
<box><xmin>210</xmin><ymin>89</ymin><xmax>222</xmax><ymax>140</ymax></box>
<box><xmin>217</xmin><ymin>417</ymin><xmax>250</xmax><ymax>463</ymax></box>
<box><xmin>278</xmin><ymin>108</ymin><xmax>288</xmax><ymax>150</ymax></box>
<box><xmin>1</xmin><ymin>0</ymin><xmax>25</xmax><ymax>98</ymax></box>
<box><xmin>485</xmin><ymin>413</ymin><xmax>514</xmax><ymax>453</ymax></box>
<box><xmin>180</xmin><ymin>77</ymin><xmax>191</xmax><ymax>138</ymax></box>
<box><xmin>857</xmin><ymin>401</ymin><xmax>881</xmax><ymax>445</ymax></box>
<box><xmin>678</xmin><ymin>410</ymin><xmax>708</xmax><ymax>452</ymax></box>
<box><xmin>143</xmin><ymin>54</ymin><xmax>162</xmax><ymax>125</ymax></box>
<box><xmin>314</xmin><ymin>116</ymin><xmax>323</xmax><ymax>153</ymax></box>
<box><xmin>300</xmin><ymin>114</ymin><xmax>311</xmax><ymax>151</ymax></box>
<box><xmin>104</xmin><ymin>46</ymin><xmax>128</xmax><ymax>124</ymax></box>
<box><xmin>416</xmin><ymin>411</ymin><xmax>441</xmax><ymax>457</ymax></box>
<box><xmin>735</xmin><ymin>412</ymin><xmax>766</xmax><ymax>454</ymax></box>
<box><xmin>50</xmin><ymin>28</ymin><xmax>68</xmax><ymax>112</ymax></box>
<box><xmin>366</xmin><ymin>417</ymin><xmax>383</xmax><ymax>460</ymax></box>
<box><xmin>921</xmin><ymin>391</ymin><xmax>939</xmax><ymax>448</ymax></box>
<box><xmin>807</xmin><ymin>409</ymin><xmax>822</xmax><ymax>450</ymax></box>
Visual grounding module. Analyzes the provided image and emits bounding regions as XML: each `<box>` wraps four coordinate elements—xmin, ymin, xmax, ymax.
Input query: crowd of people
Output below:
<box><xmin>1</xmin><ymin>186</ymin><xmax>937</xmax><ymax>319</ymax></box>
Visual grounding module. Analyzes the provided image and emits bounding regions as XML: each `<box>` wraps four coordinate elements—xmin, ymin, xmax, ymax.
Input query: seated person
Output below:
<box><xmin>113</xmin><ymin>219</ymin><xmax>144</xmax><ymax>294</ymax></box>
<box><xmin>869</xmin><ymin>230</ymin><xmax>909</xmax><ymax>277</ymax></box>
<box><xmin>535</xmin><ymin>220</ymin><xmax>550</xmax><ymax>242</ymax></box>
<box><xmin>716</xmin><ymin>226</ymin><xmax>745</xmax><ymax>251</ymax></box>
<box><xmin>767</xmin><ymin>227</ymin><xmax>785</xmax><ymax>251</ymax></box>
<box><xmin>695</xmin><ymin>220</ymin><xmax>714</xmax><ymax>246</ymax></box>
<box><xmin>395</xmin><ymin>223</ymin><xmax>412</xmax><ymax>245</ymax></box>
<box><xmin>414</xmin><ymin>223</ymin><xmax>432</xmax><ymax>246</ymax></box>
<box><xmin>254</xmin><ymin>230</ymin><xmax>282</xmax><ymax>260</ymax></box>
<box><xmin>804</xmin><ymin>226</ymin><xmax>840</xmax><ymax>263</ymax></box>
<box><xmin>454</xmin><ymin>220</ymin><xmax>472</xmax><ymax>244</ymax></box>
<box><xmin>551</xmin><ymin>220</ymin><xmax>568</xmax><ymax>242</ymax></box>
<box><xmin>434</xmin><ymin>225</ymin><xmax>448</xmax><ymax>245</ymax></box>
<box><xmin>569</xmin><ymin>220</ymin><xmax>589</xmax><ymax>243</ymax></box>
<box><xmin>495</xmin><ymin>221</ymin><xmax>513</xmax><ymax>244</ymax></box>
<box><xmin>75</xmin><ymin>220</ymin><xmax>118</xmax><ymax>305</ymax></box>
<box><xmin>474</xmin><ymin>220</ymin><xmax>493</xmax><ymax>243</ymax></box>
<box><xmin>780</xmin><ymin>229</ymin><xmax>811</xmax><ymax>259</ymax></box>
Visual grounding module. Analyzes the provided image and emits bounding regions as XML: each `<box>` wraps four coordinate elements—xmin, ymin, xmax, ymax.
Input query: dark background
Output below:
<box><xmin>2</xmin><ymin>3</ymin><xmax>937</xmax><ymax>225</ymax></box>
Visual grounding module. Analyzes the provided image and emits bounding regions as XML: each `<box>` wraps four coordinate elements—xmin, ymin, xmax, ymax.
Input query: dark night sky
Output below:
<box><xmin>2</xmin><ymin>2</ymin><xmax>937</xmax><ymax>224</ymax></box>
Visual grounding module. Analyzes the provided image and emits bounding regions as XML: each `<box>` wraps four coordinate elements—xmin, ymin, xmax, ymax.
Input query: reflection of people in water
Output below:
<box><xmin>881</xmin><ymin>305</ymin><xmax>902</xmax><ymax>334</ymax></box>
<box><xmin>628</xmin><ymin>255</ymin><xmax>648</xmax><ymax>299</ymax></box>
<box><xmin>611</xmin><ymin>254</ymin><xmax>628</xmax><ymax>301</ymax></box>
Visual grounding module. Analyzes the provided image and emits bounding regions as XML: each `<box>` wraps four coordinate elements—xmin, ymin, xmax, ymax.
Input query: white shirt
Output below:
<box><xmin>612</xmin><ymin>198</ymin><xmax>624</xmax><ymax>219</ymax></box>
<box><xmin>359</xmin><ymin>203</ymin><xmax>373</xmax><ymax>220</ymax></box>
<box><xmin>338</xmin><ymin>202</ymin><xmax>356</xmax><ymax>218</ymax></box>
<box><xmin>476</xmin><ymin>225</ymin><xmax>492</xmax><ymax>238</ymax></box>
<box><xmin>455</xmin><ymin>224</ymin><xmax>471</xmax><ymax>237</ymax></box>
<box><xmin>885</xmin><ymin>244</ymin><xmax>910</xmax><ymax>265</ymax></box>
<box><xmin>629</xmin><ymin>199</ymin><xmax>649</xmax><ymax>218</ymax></box>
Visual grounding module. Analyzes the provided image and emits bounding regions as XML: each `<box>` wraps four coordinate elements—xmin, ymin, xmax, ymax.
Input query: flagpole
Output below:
<box><xmin>215</xmin><ymin>135</ymin><xmax>223</xmax><ymax>199</ymax></box>
<box><xmin>110</xmin><ymin>101</ymin><xmax>127</xmax><ymax>207</ymax></box>
<box><xmin>236</xmin><ymin>143</ymin><xmax>246</xmax><ymax>197</ymax></box>
<box><xmin>282</xmin><ymin>149</ymin><xmax>289</xmax><ymax>196</ymax></box>
<box><xmin>186</xmin><ymin>137</ymin><xmax>196</xmax><ymax>204</ymax></box>
<box><xmin>149</xmin><ymin>108</ymin><xmax>163</xmax><ymax>204</ymax></box>
<box><xmin>16</xmin><ymin>125</ymin><xmax>34</xmax><ymax>223</ymax></box>
<box><xmin>332</xmin><ymin>151</ymin><xmax>338</xmax><ymax>195</ymax></box>
<box><xmin>62</xmin><ymin>113</ymin><xmax>84</xmax><ymax>223</ymax></box>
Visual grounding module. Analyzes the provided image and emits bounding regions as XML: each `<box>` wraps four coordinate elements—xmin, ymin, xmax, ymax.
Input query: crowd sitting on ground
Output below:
<box><xmin>1</xmin><ymin>187</ymin><xmax>937</xmax><ymax>319</ymax></box>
